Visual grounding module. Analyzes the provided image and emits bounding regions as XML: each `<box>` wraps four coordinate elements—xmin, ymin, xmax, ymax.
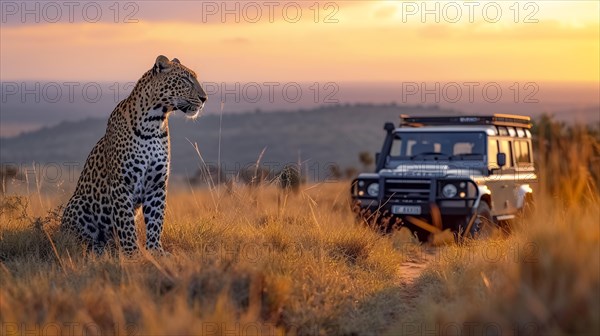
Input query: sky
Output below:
<box><xmin>1</xmin><ymin>0</ymin><xmax>599</xmax><ymax>83</ymax></box>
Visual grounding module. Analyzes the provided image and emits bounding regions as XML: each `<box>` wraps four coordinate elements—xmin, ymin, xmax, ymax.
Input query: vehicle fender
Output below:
<box><xmin>474</xmin><ymin>185</ymin><xmax>492</xmax><ymax>209</ymax></box>
<box><xmin>516</xmin><ymin>184</ymin><xmax>533</xmax><ymax>209</ymax></box>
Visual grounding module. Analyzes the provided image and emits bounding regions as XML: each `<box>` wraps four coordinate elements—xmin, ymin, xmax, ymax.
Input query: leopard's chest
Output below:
<box><xmin>125</xmin><ymin>136</ymin><xmax>169</xmax><ymax>206</ymax></box>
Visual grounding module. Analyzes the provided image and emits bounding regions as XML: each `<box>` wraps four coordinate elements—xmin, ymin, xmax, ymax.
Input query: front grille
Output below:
<box><xmin>384</xmin><ymin>179</ymin><xmax>431</xmax><ymax>203</ymax></box>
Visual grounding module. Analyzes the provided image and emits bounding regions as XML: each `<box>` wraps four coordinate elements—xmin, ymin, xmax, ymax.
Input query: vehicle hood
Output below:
<box><xmin>379</xmin><ymin>164</ymin><xmax>485</xmax><ymax>179</ymax></box>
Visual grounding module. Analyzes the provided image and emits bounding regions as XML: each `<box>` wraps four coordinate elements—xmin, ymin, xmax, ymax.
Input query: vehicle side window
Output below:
<box><xmin>488</xmin><ymin>138</ymin><xmax>499</xmax><ymax>169</ymax></box>
<box><xmin>515</xmin><ymin>140</ymin><xmax>532</xmax><ymax>165</ymax></box>
<box><xmin>453</xmin><ymin>143</ymin><xmax>475</xmax><ymax>155</ymax></box>
<box><xmin>391</xmin><ymin>136</ymin><xmax>403</xmax><ymax>156</ymax></box>
<box><xmin>499</xmin><ymin>139</ymin><xmax>514</xmax><ymax>168</ymax></box>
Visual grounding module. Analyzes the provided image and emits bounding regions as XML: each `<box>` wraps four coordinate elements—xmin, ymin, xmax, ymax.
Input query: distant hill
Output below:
<box><xmin>2</xmin><ymin>81</ymin><xmax>598</xmax><ymax>137</ymax></box>
<box><xmin>1</xmin><ymin>104</ymin><xmax>460</xmax><ymax>181</ymax></box>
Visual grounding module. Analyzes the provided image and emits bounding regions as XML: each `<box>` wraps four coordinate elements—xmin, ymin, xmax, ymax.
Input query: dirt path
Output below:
<box><xmin>396</xmin><ymin>246</ymin><xmax>438</xmax><ymax>303</ymax></box>
<box><xmin>399</xmin><ymin>246</ymin><xmax>437</xmax><ymax>284</ymax></box>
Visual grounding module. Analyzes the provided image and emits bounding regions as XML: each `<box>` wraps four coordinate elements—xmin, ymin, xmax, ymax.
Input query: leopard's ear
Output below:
<box><xmin>153</xmin><ymin>55</ymin><xmax>172</xmax><ymax>74</ymax></box>
<box><xmin>172</xmin><ymin>58</ymin><xmax>180</xmax><ymax>64</ymax></box>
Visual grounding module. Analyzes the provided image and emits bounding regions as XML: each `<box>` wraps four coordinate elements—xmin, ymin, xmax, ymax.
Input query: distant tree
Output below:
<box><xmin>238</xmin><ymin>165</ymin><xmax>273</xmax><ymax>186</ymax></box>
<box><xmin>327</xmin><ymin>164</ymin><xmax>343</xmax><ymax>180</ymax></box>
<box><xmin>532</xmin><ymin>114</ymin><xmax>566</xmax><ymax>152</ymax></box>
<box><xmin>358</xmin><ymin>151</ymin><xmax>374</xmax><ymax>170</ymax></box>
<box><xmin>279</xmin><ymin>164</ymin><xmax>302</xmax><ymax>193</ymax></box>
<box><xmin>0</xmin><ymin>165</ymin><xmax>23</xmax><ymax>194</ymax></box>
<box><xmin>190</xmin><ymin>165</ymin><xmax>227</xmax><ymax>187</ymax></box>
<box><xmin>531</xmin><ymin>114</ymin><xmax>600</xmax><ymax>196</ymax></box>
<box><xmin>344</xmin><ymin>167</ymin><xmax>358</xmax><ymax>180</ymax></box>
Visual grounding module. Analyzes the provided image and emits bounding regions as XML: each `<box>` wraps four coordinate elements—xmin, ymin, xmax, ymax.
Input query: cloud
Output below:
<box><xmin>0</xmin><ymin>6</ymin><xmax>597</xmax><ymax>83</ymax></box>
<box><xmin>221</xmin><ymin>37</ymin><xmax>250</xmax><ymax>44</ymax></box>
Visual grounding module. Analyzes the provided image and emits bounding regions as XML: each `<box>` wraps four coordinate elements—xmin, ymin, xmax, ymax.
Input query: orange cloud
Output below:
<box><xmin>0</xmin><ymin>2</ymin><xmax>597</xmax><ymax>83</ymax></box>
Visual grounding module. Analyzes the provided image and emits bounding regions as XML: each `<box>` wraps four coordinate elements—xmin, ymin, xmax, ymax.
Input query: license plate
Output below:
<box><xmin>392</xmin><ymin>205</ymin><xmax>422</xmax><ymax>215</ymax></box>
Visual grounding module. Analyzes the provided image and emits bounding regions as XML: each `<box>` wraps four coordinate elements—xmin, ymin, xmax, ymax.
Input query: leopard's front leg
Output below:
<box><xmin>110</xmin><ymin>184</ymin><xmax>138</xmax><ymax>254</ymax></box>
<box><xmin>143</xmin><ymin>170</ymin><xmax>168</xmax><ymax>252</ymax></box>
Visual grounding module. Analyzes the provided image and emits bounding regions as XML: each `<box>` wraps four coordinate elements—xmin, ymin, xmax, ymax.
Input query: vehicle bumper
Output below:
<box><xmin>352</xmin><ymin>198</ymin><xmax>476</xmax><ymax>217</ymax></box>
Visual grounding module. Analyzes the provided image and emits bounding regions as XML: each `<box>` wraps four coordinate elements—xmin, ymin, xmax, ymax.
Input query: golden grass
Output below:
<box><xmin>386</xmin><ymin>194</ymin><xmax>599</xmax><ymax>335</ymax></box>
<box><xmin>0</xmin><ymin>183</ymin><xmax>420</xmax><ymax>335</ymax></box>
<box><xmin>386</xmin><ymin>120</ymin><xmax>600</xmax><ymax>335</ymax></box>
<box><xmin>1</xmin><ymin>118</ymin><xmax>598</xmax><ymax>335</ymax></box>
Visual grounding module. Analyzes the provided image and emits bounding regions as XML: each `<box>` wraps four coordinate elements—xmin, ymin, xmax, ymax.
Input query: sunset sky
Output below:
<box><xmin>1</xmin><ymin>1</ymin><xmax>599</xmax><ymax>83</ymax></box>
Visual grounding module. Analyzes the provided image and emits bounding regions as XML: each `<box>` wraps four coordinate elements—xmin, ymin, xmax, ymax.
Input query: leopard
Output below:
<box><xmin>61</xmin><ymin>55</ymin><xmax>207</xmax><ymax>255</ymax></box>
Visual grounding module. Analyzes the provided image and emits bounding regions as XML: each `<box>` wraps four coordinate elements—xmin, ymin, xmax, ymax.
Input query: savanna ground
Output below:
<box><xmin>1</xmin><ymin>117</ymin><xmax>599</xmax><ymax>335</ymax></box>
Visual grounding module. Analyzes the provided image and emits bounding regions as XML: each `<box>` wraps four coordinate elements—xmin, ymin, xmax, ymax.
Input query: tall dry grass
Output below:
<box><xmin>386</xmin><ymin>117</ymin><xmax>600</xmax><ymax>335</ymax></box>
<box><xmin>1</xmin><ymin>116</ymin><xmax>598</xmax><ymax>335</ymax></box>
<box><xmin>0</xmin><ymin>182</ymin><xmax>421</xmax><ymax>335</ymax></box>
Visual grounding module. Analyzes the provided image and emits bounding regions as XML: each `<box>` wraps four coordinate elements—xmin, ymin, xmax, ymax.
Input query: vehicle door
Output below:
<box><xmin>487</xmin><ymin>137</ymin><xmax>517</xmax><ymax>215</ymax></box>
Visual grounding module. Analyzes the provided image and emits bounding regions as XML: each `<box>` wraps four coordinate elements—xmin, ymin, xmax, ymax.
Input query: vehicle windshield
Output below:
<box><xmin>388</xmin><ymin>131</ymin><xmax>486</xmax><ymax>163</ymax></box>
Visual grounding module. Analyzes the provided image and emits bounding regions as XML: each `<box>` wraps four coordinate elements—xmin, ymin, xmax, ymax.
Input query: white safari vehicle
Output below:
<box><xmin>351</xmin><ymin>114</ymin><xmax>537</xmax><ymax>240</ymax></box>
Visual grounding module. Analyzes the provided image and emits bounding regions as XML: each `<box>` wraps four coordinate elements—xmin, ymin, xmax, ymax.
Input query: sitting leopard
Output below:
<box><xmin>61</xmin><ymin>55</ymin><xmax>207</xmax><ymax>254</ymax></box>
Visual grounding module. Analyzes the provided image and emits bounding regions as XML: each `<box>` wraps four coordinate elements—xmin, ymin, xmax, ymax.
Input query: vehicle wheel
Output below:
<box><xmin>464</xmin><ymin>201</ymin><xmax>499</xmax><ymax>239</ymax></box>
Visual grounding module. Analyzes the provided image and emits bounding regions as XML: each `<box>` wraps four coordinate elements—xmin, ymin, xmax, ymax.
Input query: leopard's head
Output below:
<box><xmin>146</xmin><ymin>55</ymin><xmax>207</xmax><ymax>118</ymax></box>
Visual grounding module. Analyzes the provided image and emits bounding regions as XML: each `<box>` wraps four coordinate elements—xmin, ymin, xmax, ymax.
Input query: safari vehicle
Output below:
<box><xmin>351</xmin><ymin>114</ymin><xmax>537</xmax><ymax>240</ymax></box>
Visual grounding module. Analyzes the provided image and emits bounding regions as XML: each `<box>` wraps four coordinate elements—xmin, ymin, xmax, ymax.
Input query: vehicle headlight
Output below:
<box><xmin>442</xmin><ymin>184</ymin><xmax>458</xmax><ymax>198</ymax></box>
<box><xmin>367</xmin><ymin>183</ymin><xmax>379</xmax><ymax>197</ymax></box>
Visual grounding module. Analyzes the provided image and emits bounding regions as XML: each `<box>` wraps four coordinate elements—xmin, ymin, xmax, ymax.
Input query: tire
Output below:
<box><xmin>464</xmin><ymin>201</ymin><xmax>499</xmax><ymax>239</ymax></box>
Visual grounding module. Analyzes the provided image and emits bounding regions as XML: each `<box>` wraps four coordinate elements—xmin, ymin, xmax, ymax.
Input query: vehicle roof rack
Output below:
<box><xmin>399</xmin><ymin>114</ymin><xmax>532</xmax><ymax>129</ymax></box>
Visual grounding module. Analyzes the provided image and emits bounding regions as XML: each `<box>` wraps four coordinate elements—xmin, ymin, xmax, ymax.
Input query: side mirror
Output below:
<box><xmin>497</xmin><ymin>153</ymin><xmax>507</xmax><ymax>168</ymax></box>
<box><xmin>383</xmin><ymin>122</ymin><xmax>395</xmax><ymax>134</ymax></box>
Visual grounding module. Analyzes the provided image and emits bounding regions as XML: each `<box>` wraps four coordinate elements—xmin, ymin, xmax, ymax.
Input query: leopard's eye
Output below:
<box><xmin>181</xmin><ymin>77</ymin><xmax>194</xmax><ymax>86</ymax></box>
